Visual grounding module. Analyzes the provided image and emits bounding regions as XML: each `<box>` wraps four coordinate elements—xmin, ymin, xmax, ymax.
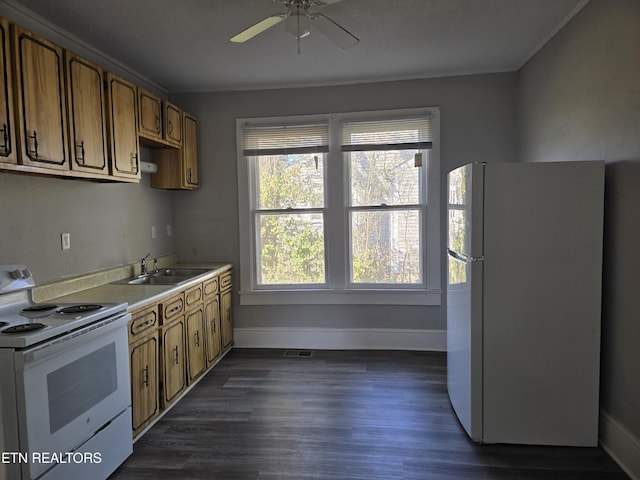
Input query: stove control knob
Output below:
<box><xmin>11</xmin><ymin>269</ymin><xmax>24</xmax><ymax>279</ymax></box>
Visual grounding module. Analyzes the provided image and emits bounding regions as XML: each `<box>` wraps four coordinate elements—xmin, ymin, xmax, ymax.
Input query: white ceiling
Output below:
<box><xmin>10</xmin><ymin>0</ymin><xmax>588</xmax><ymax>92</ymax></box>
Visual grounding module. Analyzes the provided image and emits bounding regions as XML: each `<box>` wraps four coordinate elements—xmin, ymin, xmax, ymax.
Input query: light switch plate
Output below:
<box><xmin>61</xmin><ymin>233</ymin><xmax>71</xmax><ymax>251</ymax></box>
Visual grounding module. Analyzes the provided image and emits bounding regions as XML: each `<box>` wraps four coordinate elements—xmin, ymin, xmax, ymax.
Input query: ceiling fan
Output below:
<box><xmin>230</xmin><ymin>0</ymin><xmax>359</xmax><ymax>52</ymax></box>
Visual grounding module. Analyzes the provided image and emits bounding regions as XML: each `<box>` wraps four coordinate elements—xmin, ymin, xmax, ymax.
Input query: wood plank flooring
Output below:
<box><xmin>110</xmin><ymin>349</ymin><xmax>629</xmax><ymax>480</ymax></box>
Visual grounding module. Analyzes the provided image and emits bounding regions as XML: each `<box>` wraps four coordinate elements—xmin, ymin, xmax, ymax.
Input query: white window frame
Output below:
<box><xmin>236</xmin><ymin>107</ymin><xmax>441</xmax><ymax>306</ymax></box>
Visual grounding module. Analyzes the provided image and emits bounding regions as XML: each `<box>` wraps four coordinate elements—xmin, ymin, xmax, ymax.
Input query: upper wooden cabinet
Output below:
<box><xmin>12</xmin><ymin>25</ymin><xmax>69</xmax><ymax>171</ymax></box>
<box><xmin>183</xmin><ymin>113</ymin><xmax>199</xmax><ymax>188</ymax></box>
<box><xmin>164</xmin><ymin>101</ymin><xmax>182</xmax><ymax>147</ymax></box>
<box><xmin>0</xmin><ymin>18</ymin><xmax>17</xmax><ymax>166</ymax></box>
<box><xmin>138</xmin><ymin>87</ymin><xmax>162</xmax><ymax>142</ymax></box>
<box><xmin>150</xmin><ymin>111</ymin><xmax>199</xmax><ymax>190</ymax></box>
<box><xmin>65</xmin><ymin>52</ymin><xmax>109</xmax><ymax>176</ymax></box>
<box><xmin>105</xmin><ymin>72</ymin><xmax>140</xmax><ymax>181</ymax></box>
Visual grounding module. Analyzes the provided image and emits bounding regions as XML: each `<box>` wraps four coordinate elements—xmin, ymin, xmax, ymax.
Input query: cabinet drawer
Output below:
<box><xmin>162</xmin><ymin>293</ymin><xmax>184</xmax><ymax>324</ymax></box>
<box><xmin>220</xmin><ymin>272</ymin><xmax>232</xmax><ymax>291</ymax></box>
<box><xmin>128</xmin><ymin>305</ymin><xmax>158</xmax><ymax>340</ymax></box>
<box><xmin>185</xmin><ymin>283</ymin><xmax>203</xmax><ymax>309</ymax></box>
<box><xmin>203</xmin><ymin>277</ymin><xmax>219</xmax><ymax>297</ymax></box>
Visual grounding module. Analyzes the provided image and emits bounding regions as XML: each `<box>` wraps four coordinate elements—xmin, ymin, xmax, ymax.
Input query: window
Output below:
<box><xmin>237</xmin><ymin>108</ymin><xmax>440</xmax><ymax>305</ymax></box>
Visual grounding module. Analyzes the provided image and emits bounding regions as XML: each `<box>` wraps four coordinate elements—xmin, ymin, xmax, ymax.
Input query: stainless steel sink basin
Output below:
<box><xmin>156</xmin><ymin>268</ymin><xmax>210</xmax><ymax>277</ymax></box>
<box><xmin>112</xmin><ymin>275</ymin><xmax>191</xmax><ymax>285</ymax></box>
<box><xmin>111</xmin><ymin>267</ymin><xmax>210</xmax><ymax>286</ymax></box>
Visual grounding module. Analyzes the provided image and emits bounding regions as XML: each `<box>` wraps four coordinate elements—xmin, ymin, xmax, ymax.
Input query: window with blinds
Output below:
<box><xmin>243</xmin><ymin>122</ymin><xmax>329</xmax><ymax>285</ymax></box>
<box><xmin>342</xmin><ymin>115</ymin><xmax>431</xmax><ymax>284</ymax></box>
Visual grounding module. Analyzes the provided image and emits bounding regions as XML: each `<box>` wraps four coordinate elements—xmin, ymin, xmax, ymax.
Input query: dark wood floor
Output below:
<box><xmin>110</xmin><ymin>349</ymin><xmax>628</xmax><ymax>480</ymax></box>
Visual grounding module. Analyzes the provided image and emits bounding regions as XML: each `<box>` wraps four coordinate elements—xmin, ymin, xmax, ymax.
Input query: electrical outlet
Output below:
<box><xmin>151</xmin><ymin>226</ymin><xmax>157</xmax><ymax>239</ymax></box>
<box><xmin>166</xmin><ymin>224</ymin><xmax>172</xmax><ymax>237</ymax></box>
<box><xmin>61</xmin><ymin>233</ymin><xmax>71</xmax><ymax>251</ymax></box>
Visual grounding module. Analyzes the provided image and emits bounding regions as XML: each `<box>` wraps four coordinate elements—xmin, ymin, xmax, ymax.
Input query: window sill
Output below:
<box><xmin>238</xmin><ymin>289</ymin><xmax>442</xmax><ymax>306</ymax></box>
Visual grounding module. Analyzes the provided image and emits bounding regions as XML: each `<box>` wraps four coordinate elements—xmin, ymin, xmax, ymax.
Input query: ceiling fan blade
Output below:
<box><xmin>230</xmin><ymin>15</ymin><xmax>285</xmax><ymax>43</ymax></box>
<box><xmin>312</xmin><ymin>13</ymin><xmax>359</xmax><ymax>49</ymax></box>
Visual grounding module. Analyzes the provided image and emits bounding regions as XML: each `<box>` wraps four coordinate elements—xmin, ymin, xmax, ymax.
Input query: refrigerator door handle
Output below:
<box><xmin>447</xmin><ymin>248</ymin><xmax>484</xmax><ymax>264</ymax></box>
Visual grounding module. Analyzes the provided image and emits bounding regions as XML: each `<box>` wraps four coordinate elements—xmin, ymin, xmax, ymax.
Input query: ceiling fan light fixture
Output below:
<box><xmin>285</xmin><ymin>7</ymin><xmax>311</xmax><ymax>40</ymax></box>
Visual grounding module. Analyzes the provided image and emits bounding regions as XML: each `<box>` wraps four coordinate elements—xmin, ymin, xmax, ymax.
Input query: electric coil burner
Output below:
<box><xmin>2</xmin><ymin>323</ymin><xmax>46</xmax><ymax>334</ymax></box>
<box><xmin>58</xmin><ymin>304</ymin><xmax>102</xmax><ymax>314</ymax></box>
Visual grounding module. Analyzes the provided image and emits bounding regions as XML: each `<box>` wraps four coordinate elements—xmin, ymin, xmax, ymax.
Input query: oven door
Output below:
<box><xmin>13</xmin><ymin>313</ymin><xmax>131</xmax><ymax>479</ymax></box>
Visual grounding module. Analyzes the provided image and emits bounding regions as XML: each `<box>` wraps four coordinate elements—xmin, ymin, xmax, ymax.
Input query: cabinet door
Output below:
<box><xmin>106</xmin><ymin>72</ymin><xmax>140</xmax><ymax>180</ymax></box>
<box><xmin>12</xmin><ymin>25</ymin><xmax>68</xmax><ymax>170</ymax></box>
<box><xmin>66</xmin><ymin>52</ymin><xmax>108</xmax><ymax>175</ymax></box>
<box><xmin>221</xmin><ymin>289</ymin><xmax>233</xmax><ymax>350</ymax></box>
<box><xmin>138</xmin><ymin>88</ymin><xmax>162</xmax><ymax>140</ymax></box>
<box><xmin>204</xmin><ymin>295</ymin><xmax>221</xmax><ymax>365</ymax></box>
<box><xmin>183</xmin><ymin>113</ymin><xmax>199</xmax><ymax>188</ymax></box>
<box><xmin>0</xmin><ymin>18</ymin><xmax>16</xmax><ymax>165</ymax></box>
<box><xmin>164</xmin><ymin>101</ymin><xmax>182</xmax><ymax>146</ymax></box>
<box><xmin>130</xmin><ymin>334</ymin><xmax>159</xmax><ymax>436</ymax></box>
<box><xmin>186</xmin><ymin>307</ymin><xmax>206</xmax><ymax>383</ymax></box>
<box><xmin>161</xmin><ymin>319</ymin><xmax>186</xmax><ymax>407</ymax></box>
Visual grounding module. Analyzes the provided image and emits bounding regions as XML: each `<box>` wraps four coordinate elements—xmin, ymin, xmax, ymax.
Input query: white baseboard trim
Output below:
<box><xmin>233</xmin><ymin>327</ymin><xmax>446</xmax><ymax>351</ymax></box>
<box><xmin>600</xmin><ymin>409</ymin><xmax>640</xmax><ymax>480</ymax></box>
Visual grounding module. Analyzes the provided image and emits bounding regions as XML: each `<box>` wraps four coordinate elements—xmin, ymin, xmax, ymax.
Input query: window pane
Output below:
<box><xmin>255</xmin><ymin>154</ymin><xmax>324</xmax><ymax>209</ymax></box>
<box><xmin>257</xmin><ymin>213</ymin><xmax>325</xmax><ymax>285</ymax></box>
<box><xmin>351</xmin><ymin>209</ymin><xmax>422</xmax><ymax>284</ymax></box>
<box><xmin>350</xmin><ymin>150</ymin><xmax>420</xmax><ymax>206</ymax></box>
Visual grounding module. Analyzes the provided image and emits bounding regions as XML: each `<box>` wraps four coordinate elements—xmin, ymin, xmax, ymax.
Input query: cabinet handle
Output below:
<box><xmin>211</xmin><ymin>320</ymin><xmax>216</xmax><ymax>334</ymax></box>
<box><xmin>28</xmin><ymin>130</ymin><xmax>38</xmax><ymax>159</ymax></box>
<box><xmin>76</xmin><ymin>141</ymin><xmax>85</xmax><ymax>164</ymax></box>
<box><xmin>143</xmin><ymin>365</ymin><xmax>149</xmax><ymax>387</ymax></box>
<box><xmin>174</xmin><ymin>345</ymin><xmax>179</xmax><ymax>365</ymax></box>
<box><xmin>195</xmin><ymin>330</ymin><xmax>200</xmax><ymax>347</ymax></box>
<box><xmin>0</xmin><ymin>123</ymin><xmax>8</xmax><ymax>153</ymax></box>
<box><xmin>226</xmin><ymin>308</ymin><xmax>231</xmax><ymax>322</ymax></box>
<box><xmin>187</xmin><ymin>167</ymin><xmax>192</xmax><ymax>183</ymax></box>
<box><xmin>167</xmin><ymin>120</ymin><xmax>173</xmax><ymax>135</ymax></box>
<box><xmin>155</xmin><ymin>115</ymin><xmax>161</xmax><ymax>134</ymax></box>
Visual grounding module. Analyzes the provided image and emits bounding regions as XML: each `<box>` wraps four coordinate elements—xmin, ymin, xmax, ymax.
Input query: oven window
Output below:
<box><xmin>47</xmin><ymin>343</ymin><xmax>118</xmax><ymax>433</ymax></box>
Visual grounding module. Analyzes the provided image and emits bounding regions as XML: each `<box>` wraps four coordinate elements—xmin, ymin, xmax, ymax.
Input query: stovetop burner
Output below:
<box><xmin>2</xmin><ymin>323</ymin><xmax>47</xmax><ymax>334</ymax></box>
<box><xmin>21</xmin><ymin>304</ymin><xmax>57</xmax><ymax>313</ymax></box>
<box><xmin>58</xmin><ymin>304</ymin><xmax>102</xmax><ymax>315</ymax></box>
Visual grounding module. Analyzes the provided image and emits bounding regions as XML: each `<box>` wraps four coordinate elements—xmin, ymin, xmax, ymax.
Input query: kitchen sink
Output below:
<box><xmin>111</xmin><ymin>267</ymin><xmax>210</xmax><ymax>286</ymax></box>
<box><xmin>156</xmin><ymin>268</ymin><xmax>210</xmax><ymax>277</ymax></box>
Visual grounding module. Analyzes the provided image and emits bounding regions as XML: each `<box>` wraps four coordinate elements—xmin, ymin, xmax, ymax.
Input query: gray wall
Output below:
<box><xmin>0</xmin><ymin>155</ymin><xmax>175</xmax><ymax>283</ymax></box>
<box><xmin>518</xmin><ymin>0</ymin><xmax>640</xmax><ymax>470</ymax></box>
<box><xmin>172</xmin><ymin>72</ymin><xmax>518</xmax><ymax>333</ymax></box>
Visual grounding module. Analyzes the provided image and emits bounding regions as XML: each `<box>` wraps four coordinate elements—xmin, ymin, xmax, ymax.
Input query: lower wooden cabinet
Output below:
<box><xmin>160</xmin><ymin>318</ymin><xmax>186</xmax><ymax>407</ymax></box>
<box><xmin>130</xmin><ymin>332</ymin><xmax>159</xmax><ymax>437</ymax></box>
<box><xmin>204</xmin><ymin>295</ymin><xmax>221</xmax><ymax>366</ymax></box>
<box><xmin>186</xmin><ymin>306</ymin><xmax>206</xmax><ymax>383</ymax></box>
<box><xmin>221</xmin><ymin>276</ymin><xmax>233</xmax><ymax>350</ymax></box>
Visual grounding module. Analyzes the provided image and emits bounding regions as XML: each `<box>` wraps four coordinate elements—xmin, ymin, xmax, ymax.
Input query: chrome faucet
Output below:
<box><xmin>140</xmin><ymin>253</ymin><xmax>151</xmax><ymax>276</ymax></box>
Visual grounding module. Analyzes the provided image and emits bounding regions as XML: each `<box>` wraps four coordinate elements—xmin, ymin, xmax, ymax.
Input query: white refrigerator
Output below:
<box><xmin>446</xmin><ymin>161</ymin><xmax>604</xmax><ymax>446</ymax></box>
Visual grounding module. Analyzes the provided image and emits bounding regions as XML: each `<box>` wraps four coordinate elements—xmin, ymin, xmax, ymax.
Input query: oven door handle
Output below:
<box><xmin>15</xmin><ymin>313</ymin><xmax>131</xmax><ymax>368</ymax></box>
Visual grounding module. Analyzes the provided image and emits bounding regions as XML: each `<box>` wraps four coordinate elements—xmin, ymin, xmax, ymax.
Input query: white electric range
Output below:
<box><xmin>0</xmin><ymin>264</ymin><xmax>133</xmax><ymax>480</ymax></box>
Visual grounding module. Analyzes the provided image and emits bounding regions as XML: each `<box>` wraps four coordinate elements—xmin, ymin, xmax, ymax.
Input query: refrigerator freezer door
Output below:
<box><xmin>446</xmin><ymin>163</ymin><xmax>485</xmax><ymax>441</ymax></box>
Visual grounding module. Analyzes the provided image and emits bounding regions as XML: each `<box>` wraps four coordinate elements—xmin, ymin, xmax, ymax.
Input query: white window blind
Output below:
<box><xmin>243</xmin><ymin>123</ymin><xmax>329</xmax><ymax>156</ymax></box>
<box><xmin>341</xmin><ymin>116</ymin><xmax>432</xmax><ymax>151</ymax></box>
